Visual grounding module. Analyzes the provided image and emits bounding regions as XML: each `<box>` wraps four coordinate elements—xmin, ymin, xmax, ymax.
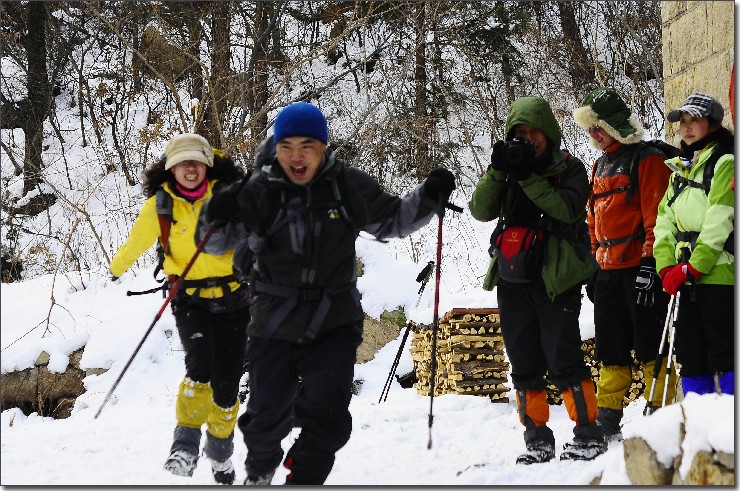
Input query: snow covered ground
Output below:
<box><xmin>0</xmin><ymin>212</ymin><xmax>734</xmax><ymax>486</ymax></box>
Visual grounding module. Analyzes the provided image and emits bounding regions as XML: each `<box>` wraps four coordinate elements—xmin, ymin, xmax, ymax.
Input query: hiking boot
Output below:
<box><xmin>516</xmin><ymin>440</ymin><xmax>555</xmax><ymax>465</ymax></box>
<box><xmin>560</xmin><ymin>423</ymin><xmax>607</xmax><ymax>461</ymax></box>
<box><xmin>244</xmin><ymin>449</ymin><xmax>282</xmax><ymax>486</ymax></box>
<box><xmin>164</xmin><ymin>449</ymin><xmax>199</xmax><ymax>477</ymax></box>
<box><xmin>211</xmin><ymin>458</ymin><xmax>236</xmax><ymax>485</ymax></box>
<box><xmin>560</xmin><ymin>437</ymin><xmax>607</xmax><ymax>461</ymax></box>
<box><xmin>516</xmin><ymin>425</ymin><xmax>555</xmax><ymax>465</ymax></box>
<box><xmin>244</xmin><ymin>470</ymin><xmax>275</xmax><ymax>485</ymax></box>
<box><xmin>596</xmin><ymin>407</ymin><xmax>623</xmax><ymax>443</ymax></box>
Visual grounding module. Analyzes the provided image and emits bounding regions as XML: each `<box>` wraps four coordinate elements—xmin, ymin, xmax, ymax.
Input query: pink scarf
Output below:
<box><xmin>175</xmin><ymin>179</ymin><xmax>208</xmax><ymax>200</ymax></box>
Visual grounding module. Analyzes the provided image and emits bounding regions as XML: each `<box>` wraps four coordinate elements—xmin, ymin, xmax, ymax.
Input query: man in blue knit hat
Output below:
<box><xmin>199</xmin><ymin>101</ymin><xmax>456</xmax><ymax>484</ymax></box>
<box><xmin>271</xmin><ymin>101</ymin><xmax>329</xmax><ymax>185</ymax></box>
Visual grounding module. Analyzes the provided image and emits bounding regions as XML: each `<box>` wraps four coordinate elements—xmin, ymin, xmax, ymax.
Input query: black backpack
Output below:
<box><xmin>588</xmin><ymin>140</ymin><xmax>680</xmax><ymax>250</ymax></box>
<box><xmin>589</xmin><ymin>140</ymin><xmax>680</xmax><ymax>214</ymax></box>
<box><xmin>231</xmin><ymin>147</ymin><xmax>358</xmax><ymax>284</ymax></box>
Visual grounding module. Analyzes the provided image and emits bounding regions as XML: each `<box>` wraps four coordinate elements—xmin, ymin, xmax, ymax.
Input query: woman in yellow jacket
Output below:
<box><xmin>109</xmin><ymin>133</ymin><xmax>249</xmax><ymax>484</ymax></box>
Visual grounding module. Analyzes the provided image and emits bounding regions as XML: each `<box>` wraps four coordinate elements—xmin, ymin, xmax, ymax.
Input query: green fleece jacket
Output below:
<box><xmin>654</xmin><ymin>140</ymin><xmax>734</xmax><ymax>285</ymax></box>
<box><xmin>469</xmin><ymin>96</ymin><xmax>596</xmax><ymax>299</ymax></box>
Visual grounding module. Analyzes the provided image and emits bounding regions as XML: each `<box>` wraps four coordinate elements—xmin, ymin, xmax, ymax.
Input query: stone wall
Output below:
<box><xmin>661</xmin><ymin>1</ymin><xmax>734</xmax><ymax>141</ymax></box>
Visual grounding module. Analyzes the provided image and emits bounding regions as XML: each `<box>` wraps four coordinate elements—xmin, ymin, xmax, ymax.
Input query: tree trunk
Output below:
<box><xmin>248</xmin><ymin>2</ymin><xmax>272</xmax><ymax>144</ymax></box>
<box><xmin>209</xmin><ymin>2</ymin><xmax>231</xmax><ymax>148</ymax></box>
<box><xmin>188</xmin><ymin>4</ymin><xmax>204</xmax><ymax>106</ymax></box>
<box><xmin>556</xmin><ymin>2</ymin><xmax>595</xmax><ymax>90</ymax></box>
<box><xmin>413</xmin><ymin>2</ymin><xmax>430</xmax><ymax>181</ymax></box>
<box><xmin>22</xmin><ymin>2</ymin><xmax>52</xmax><ymax>196</ymax></box>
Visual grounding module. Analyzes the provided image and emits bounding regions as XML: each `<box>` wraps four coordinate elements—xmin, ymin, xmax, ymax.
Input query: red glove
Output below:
<box><xmin>660</xmin><ymin>263</ymin><xmax>702</xmax><ymax>296</ymax></box>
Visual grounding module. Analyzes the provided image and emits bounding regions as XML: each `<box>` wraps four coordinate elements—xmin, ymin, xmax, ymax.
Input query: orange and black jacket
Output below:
<box><xmin>587</xmin><ymin>141</ymin><xmax>672</xmax><ymax>270</ymax></box>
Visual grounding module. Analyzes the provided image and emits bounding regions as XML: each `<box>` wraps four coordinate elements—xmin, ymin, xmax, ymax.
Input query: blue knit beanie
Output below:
<box><xmin>273</xmin><ymin>102</ymin><xmax>328</xmax><ymax>144</ymax></box>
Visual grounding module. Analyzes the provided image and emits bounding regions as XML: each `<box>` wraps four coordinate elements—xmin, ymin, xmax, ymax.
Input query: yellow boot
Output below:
<box><xmin>204</xmin><ymin>401</ymin><xmax>240</xmax><ymax>484</ymax></box>
<box><xmin>596</xmin><ymin>365</ymin><xmax>631</xmax><ymax>410</ymax></box>
<box><xmin>207</xmin><ymin>399</ymin><xmax>240</xmax><ymax>439</ymax></box>
<box><xmin>176</xmin><ymin>377</ymin><xmax>213</xmax><ymax>428</ymax></box>
<box><xmin>643</xmin><ymin>358</ymin><xmax>677</xmax><ymax>408</ymax></box>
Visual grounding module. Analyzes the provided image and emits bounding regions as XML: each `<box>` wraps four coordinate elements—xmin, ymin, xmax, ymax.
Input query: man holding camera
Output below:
<box><xmin>470</xmin><ymin>96</ymin><xmax>605</xmax><ymax>464</ymax></box>
<box><xmin>573</xmin><ymin>88</ymin><xmax>674</xmax><ymax>441</ymax></box>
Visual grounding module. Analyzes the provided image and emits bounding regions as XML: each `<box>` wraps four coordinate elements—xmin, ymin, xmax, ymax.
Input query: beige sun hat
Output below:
<box><xmin>164</xmin><ymin>133</ymin><xmax>214</xmax><ymax>170</ymax></box>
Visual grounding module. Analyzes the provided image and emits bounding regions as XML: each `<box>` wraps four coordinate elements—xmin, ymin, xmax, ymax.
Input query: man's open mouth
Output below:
<box><xmin>291</xmin><ymin>166</ymin><xmax>308</xmax><ymax>178</ymax></box>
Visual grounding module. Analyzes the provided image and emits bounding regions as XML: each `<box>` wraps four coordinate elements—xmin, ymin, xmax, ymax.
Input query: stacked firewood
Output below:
<box><xmin>409</xmin><ymin>308</ymin><xmax>645</xmax><ymax>408</ymax></box>
<box><xmin>409</xmin><ymin>308</ymin><xmax>510</xmax><ymax>402</ymax></box>
<box><xmin>545</xmin><ymin>338</ymin><xmax>646</xmax><ymax>407</ymax></box>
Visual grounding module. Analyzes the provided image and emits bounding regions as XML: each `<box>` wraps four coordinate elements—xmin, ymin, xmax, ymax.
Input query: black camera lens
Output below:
<box><xmin>505</xmin><ymin>145</ymin><xmax>526</xmax><ymax>166</ymax></box>
<box><xmin>503</xmin><ymin>138</ymin><xmax>535</xmax><ymax>167</ymax></box>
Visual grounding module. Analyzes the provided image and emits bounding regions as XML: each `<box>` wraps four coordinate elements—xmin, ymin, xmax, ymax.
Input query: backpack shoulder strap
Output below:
<box><xmin>330</xmin><ymin>163</ymin><xmax>359</xmax><ymax>231</ymax></box>
<box><xmin>624</xmin><ymin>142</ymin><xmax>649</xmax><ymax>204</ymax></box>
<box><xmin>155</xmin><ymin>189</ymin><xmax>175</xmax><ymax>254</ymax></box>
<box><xmin>666</xmin><ymin>146</ymin><xmax>726</xmax><ymax>207</ymax></box>
<box><xmin>626</xmin><ymin>140</ymin><xmax>679</xmax><ymax>204</ymax></box>
<box><xmin>701</xmin><ymin>143</ymin><xmax>731</xmax><ymax>191</ymax></box>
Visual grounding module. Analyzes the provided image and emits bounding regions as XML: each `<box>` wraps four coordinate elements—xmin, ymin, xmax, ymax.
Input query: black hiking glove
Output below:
<box><xmin>508</xmin><ymin>160</ymin><xmax>536</xmax><ymax>181</ymax></box>
<box><xmin>489</xmin><ymin>140</ymin><xmax>536</xmax><ymax>180</ymax></box>
<box><xmin>489</xmin><ymin>141</ymin><xmax>507</xmax><ymax>173</ymax></box>
<box><xmin>635</xmin><ymin>257</ymin><xmax>660</xmax><ymax>307</ymax></box>
<box><xmin>422</xmin><ymin>168</ymin><xmax>456</xmax><ymax>208</ymax></box>
<box><xmin>110</xmin><ymin>275</ymin><xmax>120</xmax><ymax>282</ymax></box>
<box><xmin>207</xmin><ymin>186</ymin><xmax>241</xmax><ymax>227</ymax></box>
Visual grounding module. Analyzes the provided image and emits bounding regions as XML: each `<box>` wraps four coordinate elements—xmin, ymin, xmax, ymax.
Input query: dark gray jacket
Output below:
<box><xmin>198</xmin><ymin>143</ymin><xmax>438</xmax><ymax>343</ymax></box>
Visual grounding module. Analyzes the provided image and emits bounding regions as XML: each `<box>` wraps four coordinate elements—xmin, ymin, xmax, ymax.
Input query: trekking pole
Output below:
<box><xmin>427</xmin><ymin>200</ymin><xmax>463</xmax><ymax>450</ymax></box>
<box><xmin>662</xmin><ymin>291</ymin><xmax>681</xmax><ymax>408</ymax></box>
<box><xmin>94</xmin><ymin>227</ymin><xmax>215</xmax><ymax>419</ymax></box>
<box><xmin>414</xmin><ymin>260</ymin><xmax>435</xmax><ymax>308</ymax></box>
<box><xmin>643</xmin><ymin>293</ymin><xmax>677</xmax><ymax>416</ymax></box>
<box><xmin>94</xmin><ymin>179</ymin><xmax>248</xmax><ymax>419</ymax></box>
<box><xmin>379</xmin><ymin>260</ymin><xmax>436</xmax><ymax>403</ymax></box>
<box><xmin>378</xmin><ymin>320</ymin><xmax>417</xmax><ymax>404</ymax></box>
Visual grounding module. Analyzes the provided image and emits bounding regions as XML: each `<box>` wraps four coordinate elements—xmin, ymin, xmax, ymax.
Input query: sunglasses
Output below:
<box><xmin>588</xmin><ymin>126</ymin><xmax>602</xmax><ymax>135</ymax></box>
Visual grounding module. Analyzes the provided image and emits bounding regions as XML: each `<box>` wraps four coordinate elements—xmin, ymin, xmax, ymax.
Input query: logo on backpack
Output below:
<box><xmin>495</xmin><ymin>224</ymin><xmax>545</xmax><ymax>283</ymax></box>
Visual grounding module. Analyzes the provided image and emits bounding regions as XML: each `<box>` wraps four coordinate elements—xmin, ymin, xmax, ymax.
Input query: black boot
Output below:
<box><xmin>244</xmin><ymin>469</ymin><xmax>276</xmax><ymax>486</ymax></box>
<box><xmin>516</xmin><ymin>426</ymin><xmax>555</xmax><ymax>465</ymax></box>
<box><xmin>596</xmin><ymin>407</ymin><xmax>623</xmax><ymax>442</ymax></box>
<box><xmin>244</xmin><ymin>449</ymin><xmax>283</xmax><ymax>486</ymax></box>
<box><xmin>560</xmin><ymin>423</ymin><xmax>607</xmax><ymax>461</ymax></box>
<box><xmin>204</xmin><ymin>432</ymin><xmax>236</xmax><ymax>485</ymax></box>
<box><xmin>164</xmin><ymin>426</ymin><xmax>201</xmax><ymax>477</ymax></box>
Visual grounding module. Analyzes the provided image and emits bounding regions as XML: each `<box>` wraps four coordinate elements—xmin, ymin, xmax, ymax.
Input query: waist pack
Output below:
<box><xmin>495</xmin><ymin>224</ymin><xmax>545</xmax><ymax>283</ymax></box>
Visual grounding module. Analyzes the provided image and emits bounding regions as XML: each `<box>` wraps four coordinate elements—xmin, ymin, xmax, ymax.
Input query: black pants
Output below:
<box><xmin>172</xmin><ymin>297</ymin><xmax>249</xmax><ymax>408</ymax></box>
<box><xmin>239</xmin><ymin>327</ymin><xmax>361</xmax><ymax>484</ymax></box>
<box><xmin>674</xmin><ymin>284</ymin><xmax>734</xmax><ymax>376</ymax></box>
<box><xmin>593</xmin><ymin>267</ymin><xmax>669</xmax><ymax>364</ymax></box>
<box><xmin>497</xmin><ymin>284</ymin><xmax>591</xmax><ymax>391</ymax></box>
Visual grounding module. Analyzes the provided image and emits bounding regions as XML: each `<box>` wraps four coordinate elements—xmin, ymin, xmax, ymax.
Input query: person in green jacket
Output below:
<box><xmin>470</xmin><ymin>96</ymin><xmax>605</xmax><ymax>464</ymax></box>
<box><xmin>653</xmin><ymin>92</ymin><xmax>735</xmax><ymax>396</ymax></box>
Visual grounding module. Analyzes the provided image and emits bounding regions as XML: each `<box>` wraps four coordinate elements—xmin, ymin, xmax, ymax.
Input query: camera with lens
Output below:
<box><xmin>502</xmin><ymin>138</ymin><xmax>535</xmax><ymax>167</ymax></box>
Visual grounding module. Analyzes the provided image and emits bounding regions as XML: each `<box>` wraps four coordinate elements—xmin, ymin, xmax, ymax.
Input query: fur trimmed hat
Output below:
<box><xmin>164</xmin><ymin>133</ymin><xmax>213</xmax><ymax>170</ymax></box>
<box><xmin>572</xmin><ymin>87</ymin><xmax>645</xmax><ymax>145</ymax></box>
<box><xmin>273</xmin><ymin>102</ymin><xmax>328</xmax><ymax>144</ymax></box>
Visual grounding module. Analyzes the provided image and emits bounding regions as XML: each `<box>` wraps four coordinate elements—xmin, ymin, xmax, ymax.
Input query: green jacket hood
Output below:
<box><xmin>505</xmin><ymin>96</ymin><xmax>562</xmax><ymax>149</ymax></box>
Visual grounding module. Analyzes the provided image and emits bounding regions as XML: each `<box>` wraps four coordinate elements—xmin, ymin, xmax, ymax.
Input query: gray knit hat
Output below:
<box><xmin>667</xmin><ymin>92</ymin><xmax>724</xmax><ymax>122</ymax></box>
<box><xmin>572</xmin><ymin>87</ymin><xmax>644</xmax><ymax>144</ymax></box>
